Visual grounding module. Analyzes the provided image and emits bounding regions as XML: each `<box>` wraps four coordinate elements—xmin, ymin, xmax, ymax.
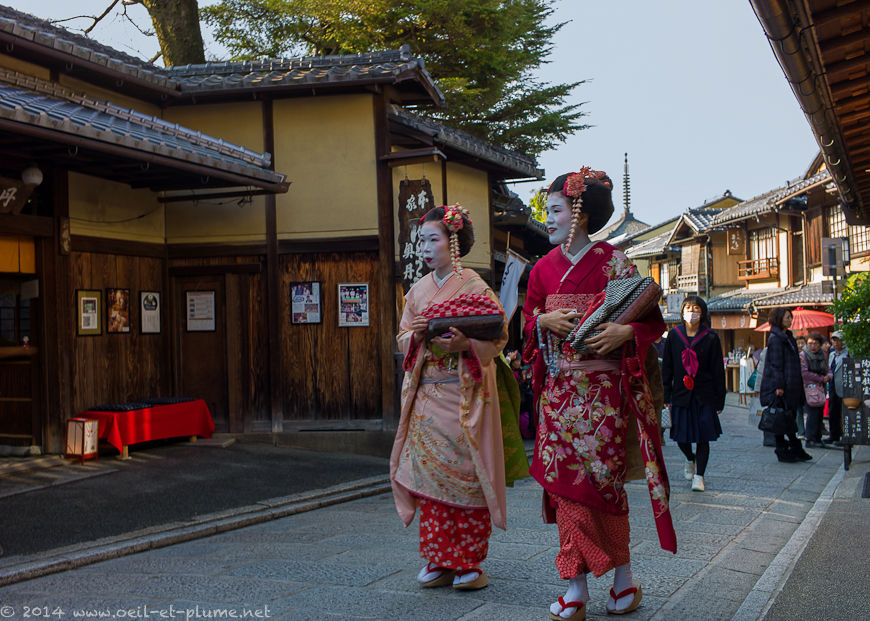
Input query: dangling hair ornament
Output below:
<box><xmin>558</xmin><ymin>166</ymin><xmax>610</xmax><ymax>250</ymax></box>
<box><xmin>442</xmin><ymin>203</ymin><xmax>471</xmax><ymax>277</ymax></box>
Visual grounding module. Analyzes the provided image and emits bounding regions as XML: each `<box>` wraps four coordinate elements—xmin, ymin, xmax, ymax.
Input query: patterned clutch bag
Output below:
<box><xmin>426</xmin><ymin>314</ymin><xmax>504</xmax><ymax>342</ymax></box>
<box><xmin>567</xmin><ymin>276</ymin><xmax>661</xmax><ymax>352</ymax></box>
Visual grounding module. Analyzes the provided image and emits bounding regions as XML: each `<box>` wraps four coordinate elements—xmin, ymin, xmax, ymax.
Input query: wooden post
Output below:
<box><xmin>263</xmin><ymin>99</ymin><xmax>284</xmax><ymax>433</ymax></box>
<box><xmin>38</xmin><ymin>169</ymin><xmax>73</xmax><ymax>453</ymax></box>
<box><xmin>374</xmin><ymin>93</ymin><xmax>398</xmax><ymax>429</ymax></box>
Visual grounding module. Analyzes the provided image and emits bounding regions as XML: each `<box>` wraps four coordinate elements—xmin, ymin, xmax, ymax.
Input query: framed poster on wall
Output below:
<box><xmin>290</xmin><ymin>281</ymin><xmax>321</xmax><ymax>324</ymax></box>
<box><xmin>106</xmin><ymin>288</ymin><xmax>131</xmax><ymax>334</ymax></box>
<box><xmin>185</xmin><ymin>290</ymin><xmax>216</xmax><ymax>332</ymax></box>
<box><xmin>338</xmin><ymin>282</ymin><xmax>369</xmax><ymax>327</ymax></box>
<box><xmin>140</xmin><ymin>291</ymin><xmax>161</xmax><ymax>334</ymax></box>
<box><xmin>76</xmin><ymin>289</ymin><xmax>102</xmax><ymax>336</ymax></box>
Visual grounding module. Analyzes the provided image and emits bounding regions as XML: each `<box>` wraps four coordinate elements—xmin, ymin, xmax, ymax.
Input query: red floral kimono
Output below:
<box><xmin>523</xmin><ymin>243</ymin><xmax>676</xmax><ymax>576</ymax></box>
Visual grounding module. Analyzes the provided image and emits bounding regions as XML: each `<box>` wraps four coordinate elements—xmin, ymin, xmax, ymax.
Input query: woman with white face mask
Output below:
<box><xmin>661</xmin><ymin>296</ymin><xmax>727</xmax><ymax>492</ymax></box>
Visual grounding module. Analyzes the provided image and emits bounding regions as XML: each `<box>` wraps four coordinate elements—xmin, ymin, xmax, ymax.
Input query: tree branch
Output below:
<box><xmin>84</xmin><ymin>0</ymin><xmax>121</xmax><ymax>34</ymax></box>
<box><xmin>121</xmin><ymin>3</ymin><xmax>155</xmax><ymax>37</ymax></box>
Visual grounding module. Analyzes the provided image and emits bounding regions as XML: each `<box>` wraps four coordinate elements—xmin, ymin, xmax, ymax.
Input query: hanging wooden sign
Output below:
<box><xmin>0</xmin><ymin>176</ymin><xmax>36</xmax><ymax>215</ymax></box>
<box><xmin>727</xmin><ymin>228</ymin><xmax>746</xmax><ymax>256</ymax></box>
<box><xmin>397</xmin><ymin>178</ymin><xmax>435</xmax><ymax>294</ymax></box>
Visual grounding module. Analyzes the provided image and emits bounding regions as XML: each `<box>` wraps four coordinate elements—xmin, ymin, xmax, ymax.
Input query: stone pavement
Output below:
<box><xmin>0</xmin><ymin>395</ymin><xmax>863</xmax><ymax>620</ymax></box>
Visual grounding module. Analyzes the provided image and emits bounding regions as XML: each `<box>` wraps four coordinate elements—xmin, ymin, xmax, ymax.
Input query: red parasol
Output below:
<box><xmin>754</xmin><ymin>307</ymin><xmax>835</xmax><ymax>332</ymax></box>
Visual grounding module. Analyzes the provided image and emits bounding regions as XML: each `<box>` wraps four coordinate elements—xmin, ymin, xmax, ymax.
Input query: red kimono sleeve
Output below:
<box><xmin>522</xmin><ymin>264</ymin><xmax>548</xmax><ymax>406</ymax></box>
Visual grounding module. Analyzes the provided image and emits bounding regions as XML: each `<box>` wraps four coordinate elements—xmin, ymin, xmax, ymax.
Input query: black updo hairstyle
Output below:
<box><xmin>680</xmin><ymin>295</ymin><xmax>710</xmax><ymax>327</ymax></box>
<box><xmin>421</xmin><ymin>207</ymin><xmax>475</xmax><ymax>257</ymax></box>
<box><xmin>547</xmin><ymin>173</ymin><xmax>615</xmax><ymax>234</ymax></box>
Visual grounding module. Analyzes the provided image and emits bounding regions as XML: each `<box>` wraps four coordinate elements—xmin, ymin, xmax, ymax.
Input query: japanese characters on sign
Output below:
<box><xmin>397</xmin><ymin>179</ymin><xmax>435</xmax><ymax>294</ymax></box>
<box><xmin>843</xmin><ymin>358</ymin><xmax>870</xmax><ymax>444</ymax></box>
<box><xmin>727</xmin><ymin>228</ymin><xmax>745</xmax><ymax>256</ymax></box>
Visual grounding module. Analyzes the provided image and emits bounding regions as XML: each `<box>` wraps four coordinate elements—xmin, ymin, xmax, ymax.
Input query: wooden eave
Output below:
<box><xmin>751</xmin><ymin>0</ymin><xmax>870</xmax><ymax>225</ymax></box>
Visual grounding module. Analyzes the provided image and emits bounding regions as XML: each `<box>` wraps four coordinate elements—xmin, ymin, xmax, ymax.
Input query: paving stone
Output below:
<box><xmin>278</xmin><ymin>585</ymin><xmax>482</xmax><ymax>621</ymax></box>
<box><xmin>715</xmin><ymin>546</ymin><xmax>776</xmax><ymax>575</ymax></box>
<box><xmin>223</xmin><ymin>557</ymin><xmax>400</xmax><ymax>587</ymax></box>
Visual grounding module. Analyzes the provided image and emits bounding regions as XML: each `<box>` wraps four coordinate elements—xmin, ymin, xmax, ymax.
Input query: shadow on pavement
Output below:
<box><xmin>0</xmin><ymin>440</ymin><xmax>389</xmax><ymax>559</ymax></box>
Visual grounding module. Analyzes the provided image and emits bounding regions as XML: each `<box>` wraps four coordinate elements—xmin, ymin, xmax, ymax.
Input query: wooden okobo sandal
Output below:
<box><xmin>606</xmin><ymin>582</ymin><xmax>642</xmax><ymax>615</ymax></box>
<box><xmin>417</xmin><ymin>562</ymin><xmax>455</xmax><ymax>588</ymax></box>
<box><xmin>452</xmin><ymin>567</ymin><xmax>489</xmax><ymax>590</ymax></box>
<box><xmin>549</xmin><ymin>596</ymin><xmax>586</xmax><ymax>621</ymax></box>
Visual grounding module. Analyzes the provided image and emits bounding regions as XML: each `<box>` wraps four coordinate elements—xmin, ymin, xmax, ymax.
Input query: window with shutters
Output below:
<box><xmin>826</xmin><ymin>203</ymin><xmax>870</xmax><ymax>255</ymax></box>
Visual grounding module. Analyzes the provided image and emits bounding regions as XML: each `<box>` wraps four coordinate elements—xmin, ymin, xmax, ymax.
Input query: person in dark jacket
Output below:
<box><xmin>662</xmin><ymin>296</ymin><xmax>726</xmax><ymax>492</ymax></box>
<box><xmin>759</xmin><ymin>307</ymin><xmax>813</xmax><ymax>463</ymax></box>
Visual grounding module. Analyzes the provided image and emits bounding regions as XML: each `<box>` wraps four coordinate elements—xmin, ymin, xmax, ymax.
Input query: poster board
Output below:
<box><xmin>338</xmin><ymin>283</ymin><xmax>370</xmax><ymax>327</ymax></box>
<box><xmin>291</xmin><ymin>282</ymin><xmax>322</xmax><ymax>324</ymax></box>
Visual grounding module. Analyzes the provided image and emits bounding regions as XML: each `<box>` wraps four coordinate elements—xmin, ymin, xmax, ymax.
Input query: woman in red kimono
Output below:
<box><xmin>391</xmin><ymin>205</ymin><xmax>508</xmax><ymax>591</ymax></box>
<box><xmin>523</xmin><ymin>169</ymin><xmax>676</xmax><ymax>620</ymax></box>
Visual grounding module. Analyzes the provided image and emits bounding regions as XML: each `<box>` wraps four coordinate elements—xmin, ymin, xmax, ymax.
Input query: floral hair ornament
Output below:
<box><xmin>442</xmin><ymin>203</ymin><xmax>471</xmax><ymax>277</ymax></box>
<box><xmin>558</xmin><ymin>167</ymin><xmax>610</xmax><ymax>250</ymax></box>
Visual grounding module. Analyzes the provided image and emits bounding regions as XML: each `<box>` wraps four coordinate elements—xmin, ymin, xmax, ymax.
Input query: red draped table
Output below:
<box><xmin>81</xmin><ymin>399</ymin><xmax>215</xmax><ymax>459</ymax></box>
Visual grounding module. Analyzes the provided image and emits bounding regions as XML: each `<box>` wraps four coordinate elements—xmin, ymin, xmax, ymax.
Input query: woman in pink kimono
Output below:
<box><xmin>390</xmin><ymin>204</ymin><xmax>508</xmax><ymax>591</ymax></box>
<box><xmin>523</xmin><ymin>169</ymin><xmax>676</xmax><ymax>620</ymax></box>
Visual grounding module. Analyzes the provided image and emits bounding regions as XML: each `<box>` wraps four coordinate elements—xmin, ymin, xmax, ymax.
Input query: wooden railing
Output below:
<box><xmin>737</xmin><ymin>257</ymin><xmax>779</xmax><ymax>280</ymax></box>
<box><xmin>676</xmin><ymin>273</ymin><xmax>700</xmax><ymax>292</ymax></box>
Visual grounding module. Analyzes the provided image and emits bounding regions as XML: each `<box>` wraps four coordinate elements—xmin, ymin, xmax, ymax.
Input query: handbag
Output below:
<box><xmin>804</xmin><ymin>383</ymin><xmax>826</xmax><ymax>407</ymax></box>
<box><xmin>747</xmin><ymin>369</ymin><xmax>757</xmax><ymax>390</ymax></box>
<box><xmin>567</xmin><ymin>276</ymin><xmax>662</xmax><ymax>352</ymax></box>
<box><xmin>757</xmin><ymin>399</ymin><xmax>797</xmax><ymax>435</ymax></box>
<box><xmin>426</xmin><ymin>314</ymin><xmax>504</xmax><ymax>342</ymax></box>
<box><xmin>660</xmin><ymin>406</ymin><xmax>672</xmax><ymax>430</ymax></box>
<box><xmin>423</xmin><ymin>293</ymin><xmax>505</xmax><ymax>342</ymax></box>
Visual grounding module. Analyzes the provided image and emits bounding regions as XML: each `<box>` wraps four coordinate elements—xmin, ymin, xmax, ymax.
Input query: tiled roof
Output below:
<box><xmin>0</xmin><ymin>68</ymin><xmax>285</xmax><ymax>187</ymax></box>
<box><xmin>168</xmin><ymin>47</ymin><xmax>445</xmax><ymax>103</ymax></box>
<box><xmin>0</xmin><ymin>5</ymin><xmax>178</xmax><ymax>90</ymax></box>
<box><xmin>591</xmin><ymin>209</ymin><xmax>649</xmax><ymax>242</ymax></box>
<box><xmin>0</xmin><ymin>7</ymin><xmax>442</xmax><ymax>103</ymax></box>
<box><xmin>707</xmin><ymin>286</ymin><xmax>782</xmax><ymax>312</ymax></box>
<box><xmin>752</xmin><ymin>282</ymin><xmax>834</xmax><ymax>309</ymax></box>
<box><xmin>684</xmin><ymin>207</ymin><xmax>726</xmax><ymax>232</ymax></box>
<box><xmin>625</xmin><ymin>230</ymin><xmax>672</xmax><ymax>259</ymax></box>
<box><xmin>712</xmin><ymin>171</ymin><xmax>832</xmax><ymax>226</ymax></box>
<box><xmin>388</xmin><ymin>105</ymin><xmax>542</xmax><ymax>179</ymax></box>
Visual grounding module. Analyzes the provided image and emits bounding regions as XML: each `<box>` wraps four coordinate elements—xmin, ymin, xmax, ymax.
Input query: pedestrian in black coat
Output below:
<box><xmin>759</xmin><ymin>307</ymin><xmax>812</xmax><ymax>463</ymax></box>
<box><xmin>662</xmin><ymin>296</ymin><xmax>726</xmax><ymax>492</ymax></box>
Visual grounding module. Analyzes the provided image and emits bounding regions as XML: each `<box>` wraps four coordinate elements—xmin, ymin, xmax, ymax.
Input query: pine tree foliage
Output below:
<box><xmin>201</xmin><ymin>0</ymin><xmax>588</xmax><ymax>156</ymax></box>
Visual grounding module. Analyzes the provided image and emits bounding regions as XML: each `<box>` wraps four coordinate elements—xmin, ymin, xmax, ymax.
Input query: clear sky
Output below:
<box><xmin>7</xmin><ymin>1</ymin><xmax>821</xmax><ymax>229</ymax></box>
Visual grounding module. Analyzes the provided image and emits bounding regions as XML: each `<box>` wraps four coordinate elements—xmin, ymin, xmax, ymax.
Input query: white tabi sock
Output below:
<box><xmin>610</xmin><ymin>563</ymin><xmax>635</xmax><ymax>610</ymax></box>
<box><xmin>550</xmin><ymin>574</ymin><xmax>588</xmax><ymax>618</ymax></box>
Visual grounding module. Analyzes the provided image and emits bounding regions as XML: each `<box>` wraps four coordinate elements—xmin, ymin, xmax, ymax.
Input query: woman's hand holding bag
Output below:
<box><xmin>758</xmin><ymin>396</ymin><xmax>797</xmax><ymax>435</ymax></box>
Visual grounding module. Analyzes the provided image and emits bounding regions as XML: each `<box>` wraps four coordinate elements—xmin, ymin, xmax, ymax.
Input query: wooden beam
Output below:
<box><xmin>168</xmin><ymin>263</ymin><xmax>262</xmax><ymax>276</ymax></box>
<box><xmin>380</xmin><ymin>147</ymin><xmax>446</xmax><ymax>168</ymax></box>
<box><xmin>278</xmin><ymin>235</ymin><xmax>379</xmax><ymax>254</ymax></box>
<box><xmin>70</xmin><ymin>235</ymin><xmax>166</xmax><ymax>258</ymax></box>
<box><xmin>0</xmin><ymin>214</ymin><xmax>54</xmax><ymax>237</ymax></box>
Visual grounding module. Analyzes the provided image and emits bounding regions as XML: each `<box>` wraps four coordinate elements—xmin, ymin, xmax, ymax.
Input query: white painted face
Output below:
<box><xmin>545</xmin><ymin>192</ymin><xmax>573</xmax><ymax>245</ymax></box>
<box><xmin>420</xmin><ymin>221</ymin><xmax>450</xmax><ymax>271</ymax></box>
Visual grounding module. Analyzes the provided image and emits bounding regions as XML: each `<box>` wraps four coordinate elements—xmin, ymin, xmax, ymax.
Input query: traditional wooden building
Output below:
<box><xmin>0</xmin><ymin>6</ymin><xmax>539</xmax><ymax>455</ymax></box>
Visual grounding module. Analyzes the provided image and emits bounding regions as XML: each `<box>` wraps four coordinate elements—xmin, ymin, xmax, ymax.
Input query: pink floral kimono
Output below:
<box><xmin>390</xmin><ymin>268</ymin><xmax>508</xmax><ymax>569</ymax></box>
<box><xmin>523</xmin><ymin>243</ymin><xmax>676</xmax><ymax>578</ymax></box>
